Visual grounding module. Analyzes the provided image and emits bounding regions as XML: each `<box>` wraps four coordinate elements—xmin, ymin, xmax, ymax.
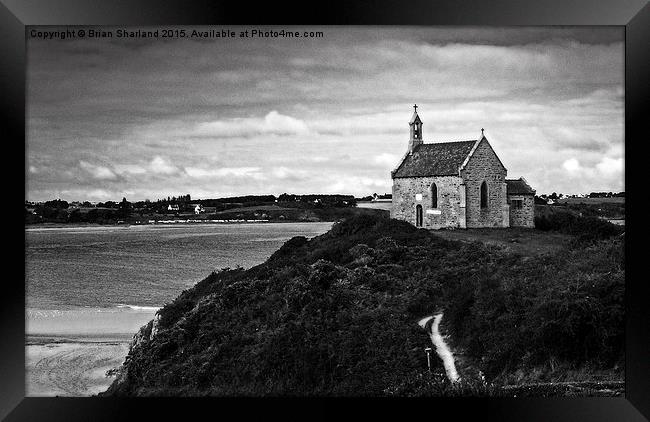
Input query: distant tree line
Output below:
<box><xmin>26</xmin><ymin>193</ymin><xmax>359</xmax><ymax>224</ymax></box>
<box><xmin>588</xmin><ymin>191</ymin><xmax>625</xmax><ymax>198</ymax></box>
<box><xmin>277</xmin><ymin>194</ymin><xmax>356</xmax><ymax>208</ymax></box>
<box><xmin>534</xmin><ymin>191</ymin><xmax>625</xmax><ymax>205</ymax></box>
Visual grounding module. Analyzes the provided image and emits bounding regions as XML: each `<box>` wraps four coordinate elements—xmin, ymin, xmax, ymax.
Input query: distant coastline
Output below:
<box><xmin>25</xmin><ymin>220</ymin><xmax>285</xmax><ymax>229</ymax></box>
<box><xmin>25</xmin><ymin>207</ymin><xmax>389</xmax><ymax>227</ymax></box>
<box><xmin>25</xmin><ymin>194</ymin><xmax>392</xmax><ymax>227</ymax></box>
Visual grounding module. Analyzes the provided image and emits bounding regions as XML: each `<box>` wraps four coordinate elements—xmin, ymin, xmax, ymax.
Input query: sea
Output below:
<box><xmin>25</xmin><ymin>222</ymin><xmax>333</xmax><ymax>396</ymax></box>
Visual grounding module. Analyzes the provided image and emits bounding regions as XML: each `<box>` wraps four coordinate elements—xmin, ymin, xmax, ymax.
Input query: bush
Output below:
<box><xmin>158</xmin><ymin>296</ymin><xmax>196</xmax><ymax>328</ymax></box>
<box><xmin>535</xmin><ymin>211</ymin><xmax>623</xmax><ymax>243</ymax></box>
<box><xmin>107</xmin><ymin>213</ymin><xmax>624</xmax><ymax>396</ymax></box>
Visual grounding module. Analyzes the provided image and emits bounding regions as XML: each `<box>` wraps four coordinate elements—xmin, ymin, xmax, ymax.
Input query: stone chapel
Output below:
<box><xmin>391</xmin><ymin>105</ymin><xmax>535</xmax><ymax>229</ymax></box>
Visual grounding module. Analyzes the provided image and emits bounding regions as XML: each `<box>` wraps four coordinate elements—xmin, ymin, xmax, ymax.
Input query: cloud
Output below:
<box><xmin>58</xmin><ymin>188</ymin><xmax>116</xmax><ymax>202</ymax></box>
<box><xmin>557</xmin><ymin>156</ymin><xmax>623</xmax><ymax>193</ymax></box>
<box><xmin>113</xmin><ymin>164</ymin><xmax>147</xmax><ymax>175</ymax></box>
<box><xmin>325</xmin><ymin>176</ymin><xmax>390</xmax><ymax>194</ymax></box>
<box><xmin>263</xmin><ymin>111</ymin><xmax>310</xmax><ymax>135</ymax></box>
<box><xmin>184</xmin><ymin>166</ymin><xmax>262</xmax><ymax>179</ymax></box>
<box><xmin>271</xmin><ymin>166</ymin><xmax>311</xmax><ymax>181</ymax></box>
<box><xmin>25</xmin><ymin>28</ymin><xmax>624</xmax><ymax>201</ymax></box>
<box><xmin>148</xmin><ymin>156</ymin><xmax>180</xmax><ymax>175</ymax></box>
<box><xmin>194</xmin><ymin>111</ymin><xmax>310</xmax><ymax>138</ymax></box>
<box><xmin>78</xmin><ymin>160</ymin><xmax>118</xmax><ymax>180</ymax></box>
<box><xmin>596</xmin><ymin>157</ymin><xmax>623</xmax><ymax>175</ymax></box>
<box><xmin>272</xmin><ymin>167</ymin><xmax>291</xmax><ymax>179</ymax></box>
<box><xmin>562</xmin><ymin>156</ymin><xmax>623</xmax><ymax>179</ymax></box>
<box><xmin>373</xmin><ymin>153</ymin><xmax>401</xmax><ymax>167</ymax></box>
<box><xmin>562</xmin><ymin>158</ymin><xmax>581</xmax><ymax>173</ymax></box>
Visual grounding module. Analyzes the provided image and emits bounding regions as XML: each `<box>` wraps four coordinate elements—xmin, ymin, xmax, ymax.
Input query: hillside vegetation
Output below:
<box><xmin>104</xmin><ymin>213</ymin><xmax>624</xmax><ymax>396</ymax></box>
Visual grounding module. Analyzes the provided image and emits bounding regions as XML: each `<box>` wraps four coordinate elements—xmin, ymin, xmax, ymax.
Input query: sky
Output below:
<box><xmin>26</xmin><ymin>26</ymin><xmax>624</xmax><ymax>202</ymax></box>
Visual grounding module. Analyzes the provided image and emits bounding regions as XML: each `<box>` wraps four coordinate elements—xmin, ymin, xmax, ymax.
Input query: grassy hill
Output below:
<box><xmin>104</xmin><ymin>213</ymin><xmax>624</xmax><ymax>397</ymax></box>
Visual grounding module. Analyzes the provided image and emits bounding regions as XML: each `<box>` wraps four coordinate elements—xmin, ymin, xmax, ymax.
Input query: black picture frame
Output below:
<box><xmin>3</xmin><ymin>0</ymin><xmax>647</xmax><ymax>420</ymax></box>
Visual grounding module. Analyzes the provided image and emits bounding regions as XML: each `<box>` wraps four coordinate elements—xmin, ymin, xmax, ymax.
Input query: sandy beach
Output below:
<box><xmin>26</xmin><ymin>307</ymin><xmax>158</xmax><ymax>396</ymax></box>
<box><xmin>27</xmin><ymin>337</ymin><xmax>132</xmax><ymax>396</ymax></box>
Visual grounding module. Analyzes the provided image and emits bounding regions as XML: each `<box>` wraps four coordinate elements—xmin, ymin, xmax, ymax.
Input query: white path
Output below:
<box><xmin>418</xmin><ymin>313</ymin><xmax>460</xmax><ymax>382</ymax></box>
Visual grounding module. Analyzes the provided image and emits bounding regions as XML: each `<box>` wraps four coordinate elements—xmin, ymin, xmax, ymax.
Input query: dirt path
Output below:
<box><xmin>418</xmin><ymin>314</ymin><xmax>459</xmax><ymax>382</ymax></box>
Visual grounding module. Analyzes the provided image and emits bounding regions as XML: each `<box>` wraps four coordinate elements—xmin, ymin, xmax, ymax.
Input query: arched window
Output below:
<box><xmin>431</xmin><ymin>183</ymin><xmax>438</xmax><ymax>208</ymax></box>
<box><xmin>416</xmin><ymin>204</ymin><xmax>423</xmax><ymax>227</ymax></box>
<box><xmin>480</xmin><ymin>181</ymin><xmax>488</xmax><ymax>209</ymax></box>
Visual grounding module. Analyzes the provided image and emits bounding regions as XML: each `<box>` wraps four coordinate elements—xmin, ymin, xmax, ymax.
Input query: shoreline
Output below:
<box><xmin>25</xmin><ymin>220</ymin><xmax>338</xmax><ymax>230</ymax></box>
<box><xmin>27</xmin><ymin>334</ymin><xmax>134</xmax><ymax>345</ymax></box>
<box><xmin>27</xmin><ymin>306</ymin><xmax>159</xmax><ymax>339</ymax></box>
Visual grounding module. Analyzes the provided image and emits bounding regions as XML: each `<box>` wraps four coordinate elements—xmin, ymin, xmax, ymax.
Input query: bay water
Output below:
<box><xmin>25</xmin><ymin>222</ymin><xmax>332</xmax><ymax>396</ymax></box>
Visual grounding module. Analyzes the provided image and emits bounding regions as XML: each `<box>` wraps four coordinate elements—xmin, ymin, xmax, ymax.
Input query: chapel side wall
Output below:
<box><xmin>392</xmin><ymin>176</ymin><xmax>465</xmax><ymax>229</ymax></box>
<box><xmin>461</xmin><ymin>140</ymin><xmax>508</xmax><ymax>228</ymax></box>
<box><xmin>508</xmin><ymin>194</ymin><xmax>535</xmax><ymax>228</ymax></box>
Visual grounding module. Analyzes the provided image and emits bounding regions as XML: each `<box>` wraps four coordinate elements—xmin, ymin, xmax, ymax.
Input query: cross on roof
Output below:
<box><xmin>413</xmin><ymin>104</ymin><xmax>418</xmax><ymax>112</ymax></box>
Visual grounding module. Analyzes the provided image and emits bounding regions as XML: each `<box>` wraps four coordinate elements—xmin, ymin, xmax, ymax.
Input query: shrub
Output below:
<box><xmin>535</xmin><ymin>210</ymin><xmax>623</xmax><ymax>244</ymax></box>
<box><xmin>308</xmin><ymin>259</ymin><xmax>345</xmax><ymax>290</ymax></box>
<box><xmin>108</xmin><ymin>213</ymin><xmax>624</xmax><ymax>397</ymax></box>
<box><xmin>158</xmin><ymin>296</ymin><xmax>196</xmax><ymax>328</ymax></box>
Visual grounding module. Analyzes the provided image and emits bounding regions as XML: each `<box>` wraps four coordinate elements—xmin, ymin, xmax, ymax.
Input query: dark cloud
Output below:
<box><xmin>27</xmin><ymin>27</ymin><xmax>624</xmax><ymax>201</ymax></box>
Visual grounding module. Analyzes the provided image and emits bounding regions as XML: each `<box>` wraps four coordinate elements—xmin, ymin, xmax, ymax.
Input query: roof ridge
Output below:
<box><xmin>505</xmin><ymin>177</ymin><xmax>536</xmax><ymax>194</ymax></box>
<box><xmin>422</xmin><ymin>139</ymin><xmax>477</xmax><ymax>144</ymax></box>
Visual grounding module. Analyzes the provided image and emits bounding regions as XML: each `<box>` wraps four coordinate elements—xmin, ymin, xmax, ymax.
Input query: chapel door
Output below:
<box><xmin>416</xmin><ymin>205</ymin><xmax>423</xmax><ymax>227</ymax></box>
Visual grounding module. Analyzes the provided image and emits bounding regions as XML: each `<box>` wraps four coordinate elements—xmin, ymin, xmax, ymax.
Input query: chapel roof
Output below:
<box><xmin>506</xmin><ymin>178</ymin><xmax>536</xmax><ymax>195</ymax></box>
<box><xmin>392</xmin><ymin>140</ymin><xmax>477</xmax><ymax>178</ymax></box>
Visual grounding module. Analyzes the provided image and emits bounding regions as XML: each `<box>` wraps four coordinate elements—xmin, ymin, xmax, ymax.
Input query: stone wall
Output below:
<box><xmin>507</xmin><ymin>194</ymin><xmax>535</xmax><ymax>228</ymax></box>
<box><xmin>391</xmin><ymin>176</ymin><xmax>466</xmax><ymax>229</ymax></box>
<box><xmin>460</xmin><ymin>139</ymin><xmax>509</xmax><ymax>228</ymax></box>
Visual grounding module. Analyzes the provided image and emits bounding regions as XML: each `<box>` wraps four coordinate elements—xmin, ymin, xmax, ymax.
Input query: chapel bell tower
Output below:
<box><xmin>408</xmin><ymin>104</ymin><xmax>423</xmax><ymax>153</ymax></box>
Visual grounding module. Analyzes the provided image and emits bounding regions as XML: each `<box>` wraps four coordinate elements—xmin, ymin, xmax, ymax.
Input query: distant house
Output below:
<box><xmin>391</xmin><ymin>105</ymin><xmax>535</xmax><ymax>229</ymax></box>
<box><xmin>167</xmin><ymin>204</ymin><xmax>180</xmax><ymax>211</ymax></box>
<box><xmin>192</xmin><ymin>204</ymin><xmax>205</xmax><ymax>214</ymax></box>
